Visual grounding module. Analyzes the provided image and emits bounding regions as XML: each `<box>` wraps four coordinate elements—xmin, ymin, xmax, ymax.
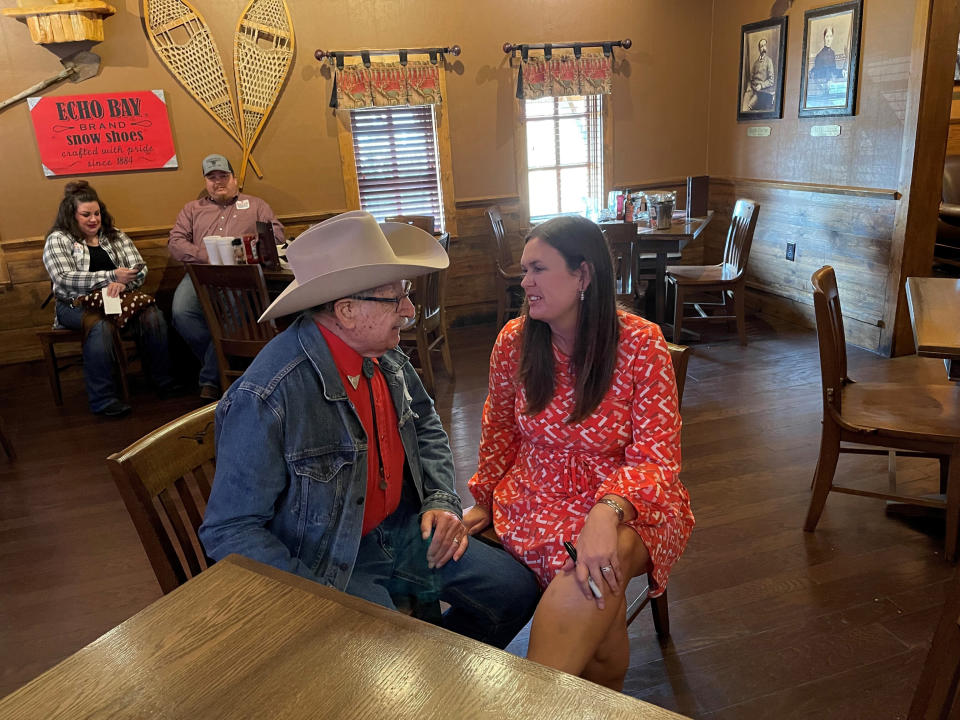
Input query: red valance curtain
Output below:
<box><xmin>334</xmin><ymin>61</ymin><xmax>442</xmax><ymax>109</ymax></box>
<box><xmin>517</xmin><ymin>53</ymin><xmax>612</xmax><ymax>99</ymax></box>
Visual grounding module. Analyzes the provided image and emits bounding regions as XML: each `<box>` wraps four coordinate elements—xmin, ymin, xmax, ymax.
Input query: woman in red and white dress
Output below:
<box><xmin>464</xmin><ymin>215</ymin><xmax>694</xmax><ymax>690</ymax></box>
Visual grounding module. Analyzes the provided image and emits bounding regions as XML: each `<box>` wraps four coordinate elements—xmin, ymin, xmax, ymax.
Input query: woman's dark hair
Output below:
<box><xmin>518</xmin><ymin>215</ymin><xmax>619</xmax><ymax>423</ymax></box>
<box><xmin>49</xmin><ymin>180</ymin><xmax>118</xmax><ymax>241</ymax></box>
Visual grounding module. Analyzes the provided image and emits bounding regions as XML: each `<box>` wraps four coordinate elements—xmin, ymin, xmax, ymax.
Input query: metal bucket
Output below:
<box><xmin>646</xmin><ymin>191</ymin><xmax>676</xmax><ymax>229</ymax></box>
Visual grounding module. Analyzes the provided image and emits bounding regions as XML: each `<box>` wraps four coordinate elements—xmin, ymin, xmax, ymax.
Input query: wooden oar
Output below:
<box><xmin>141</xmin><ymin>0</ymin><xmax>261</xmax><ymax>178</ymax></box>
<box><xmin>233</xmin><ymin>0</ymin><xmax>294</xmax><ymax>186</ymax></box>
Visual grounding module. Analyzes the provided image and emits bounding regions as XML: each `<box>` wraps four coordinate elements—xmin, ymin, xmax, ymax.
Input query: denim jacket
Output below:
<box><xmin>198</xmin><ymin>314</ymin><xmax>461</xmax><ymax>590</ymax></box>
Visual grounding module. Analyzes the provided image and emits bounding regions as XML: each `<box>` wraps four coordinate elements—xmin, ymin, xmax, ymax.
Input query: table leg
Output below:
<box><xmin>655</xmin><ymin>252</ymin><xmax>667</xmax><ymax>325</ymax></box>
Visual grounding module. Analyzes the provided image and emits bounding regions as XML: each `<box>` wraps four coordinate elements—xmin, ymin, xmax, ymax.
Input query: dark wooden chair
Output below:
<box><xmin>187</xmin><ymin>264</ymin><xmax>278</xmax><ymax>391</ymax></box>
<box><xmin>485</xmin><ymin>206</ymin><xmax>524</xmax><ymax>327</ymax></box>
<box><xmin>0</xmin><ymin>415</ymin><xmax>14</xmax><ymax>461</ymax></box>
<box><xmin>805</xmin><ymin>266</ymin><xmax>960</xmax><ymax>560</ymax></box>
<box><xmin>602</xmin><ymin>222</ymin><xmax>638</xmax><ymax>303</ymax></box>
<box><xmin>400</xmin><ymin>234</ymin><xmax>454</xmax><ymax>396</ymax></box>
<box><xmin>667</xmin><ymin>198</ymin><xmax>759</xmax><ymax>345</ymax></box>
<box><xmin>386</xmin><ymin>215</ymin><xmax>435</xmax><ymax>234</ymax></box>
<box><xmin>38</xmin><ymin>326</ymin><xmax>131</xmax><ymax>406</ymax></box>
<box><xmin>909</xmin><ymin>567</ymin><xmax>960</xmax><ymax>719</ymax></box>
<box><xmin>481</xmin><ymin>341</ymin><xmax>691</xmax><ymax>640</ymax></box>
<box><xmin>107</xmin><ymin>402</ymin><xmax>217</xmax><ymax>594</ymax></box>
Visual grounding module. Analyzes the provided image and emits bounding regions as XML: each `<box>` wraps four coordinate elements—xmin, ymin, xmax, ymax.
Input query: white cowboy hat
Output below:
<box><xmin>259</xmin><ymin>211</ymin><xmax>448</xmax><ymax>322</ymax></box>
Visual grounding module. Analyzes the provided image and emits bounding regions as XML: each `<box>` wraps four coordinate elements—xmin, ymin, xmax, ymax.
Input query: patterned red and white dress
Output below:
<box><xmin>468</xmin><ymin>311</ymin><xmax>694</xmax><ymax>595</ymax></box>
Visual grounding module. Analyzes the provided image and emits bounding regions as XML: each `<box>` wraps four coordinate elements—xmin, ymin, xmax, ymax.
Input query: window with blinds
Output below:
<box><xmin>524</xmin><ymin>95</ymin><xmax>603</xmax><ymax>222</ymax></box>
<box><xmin>350</xmin><ymin>104</ymin><xmax>445</xmax><ymax>230</ymax></box>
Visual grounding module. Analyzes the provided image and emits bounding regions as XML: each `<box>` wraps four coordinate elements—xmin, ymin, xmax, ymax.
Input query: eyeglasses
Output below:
<box><xmin>349</xmin><ymin>280</ymin><xmax>412</xmax><ymax>312</ymax></box>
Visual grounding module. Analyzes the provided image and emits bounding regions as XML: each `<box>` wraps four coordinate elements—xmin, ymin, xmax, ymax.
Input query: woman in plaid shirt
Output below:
<box><xmin>42</xmin><ymin>181</ymin><xmax>176</xmax><ymax>417</ymax></box>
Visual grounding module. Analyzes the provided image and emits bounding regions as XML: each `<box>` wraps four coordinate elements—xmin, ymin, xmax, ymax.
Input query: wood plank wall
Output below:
<box><xmin>0</xmin><ymin>212</ymin><xmax>337</xmax><ymax>366</ymax></box>
<box><xmin>707</xmin><ymin>178</ymin><xmax>901</xmax><ymax>352</ymax></box>
<box><xmin>0</xmin><ymin>201</ymin><xmax>529</xmax><ymax>366</ymax></box>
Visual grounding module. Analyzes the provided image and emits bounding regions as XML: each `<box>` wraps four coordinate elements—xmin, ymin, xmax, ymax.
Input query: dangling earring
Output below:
<box><xmin>580</xmin><ymin>289</ymin><xmax>585</xmax><ymax>301</ymax></box>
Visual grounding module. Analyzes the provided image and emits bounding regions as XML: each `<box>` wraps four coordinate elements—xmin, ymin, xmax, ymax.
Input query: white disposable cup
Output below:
<box><xmin>202</xmin><ymin>236</ymin><xmax>221</xmax><ymax>265</ymax></box>
<box><xmin>217</xmin><ymin>236</ymin><xmax>237</xmax><ymax>265</ymax></box>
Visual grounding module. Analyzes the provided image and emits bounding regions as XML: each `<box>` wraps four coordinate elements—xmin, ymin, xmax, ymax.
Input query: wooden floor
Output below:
<box><xmin>0</xmin><ymin>315</ymin><xmax>954</xmax><ymax>718</ymax></box>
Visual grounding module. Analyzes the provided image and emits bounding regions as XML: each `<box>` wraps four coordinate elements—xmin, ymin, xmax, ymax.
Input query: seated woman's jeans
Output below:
<box><xmin>55</xmin><ymin>300</ymin><xmax>174</xmax><ymax>412</ymax></box>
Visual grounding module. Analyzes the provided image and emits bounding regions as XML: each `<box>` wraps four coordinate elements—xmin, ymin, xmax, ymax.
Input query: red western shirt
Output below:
<box><xmin>317</xmin><ymin>324</ymin><xmax>404</xmax><ymax>535</ymax></box>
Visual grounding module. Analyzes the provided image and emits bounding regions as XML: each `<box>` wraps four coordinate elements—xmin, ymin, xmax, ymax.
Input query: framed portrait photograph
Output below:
<box><xmin>798</xmin><ymin>0</ymin><xmax>863</xmax><ymax>117</ymax></box>
<box><xmin>737</xmin><ymin>16</ymin><xmax>788</xmax><ymax>122</ymax></box>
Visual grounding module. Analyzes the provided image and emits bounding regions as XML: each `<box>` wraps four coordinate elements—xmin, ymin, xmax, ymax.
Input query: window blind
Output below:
<box><xmin>350</xmin><ymin>105</ymin><xmax>444</xmax><ymax>229</ymax></box>
<box><xmin>525</xmin><ymin>95</ymin><xmax>603</xmax><ymax>221</ymax></box>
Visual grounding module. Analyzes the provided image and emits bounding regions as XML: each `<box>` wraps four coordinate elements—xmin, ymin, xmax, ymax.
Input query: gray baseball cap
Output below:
<box><xmin>202</xmin><ymin>154</ymin><xmax>234</xmax><ymax>176</ymax></box>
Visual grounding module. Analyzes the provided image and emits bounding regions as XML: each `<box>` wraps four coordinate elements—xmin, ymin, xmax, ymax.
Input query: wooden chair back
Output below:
<box><xmin>386</xmin><ymin>215</ymin><xmax>435</xmax><ymax>233</ymax></box>
<box><xmin>401</xmin><ymin>234</ymin><xmax>453</xmax><ymax>394</ymax></box>
<box><xmin>810</xmin><ymin>266</ymin><xmax>849</xmax><ymax>413</ymax></box>
<box><xmin>187</xmin><ymin>264</ymin><xmax>278</xmax><ymax>390</ymax></box>
<box><xmin>624</xmin><ymin>340</ymin><xmax>690</xmax><ymax>634</ymax></box>
<box><xmin>602</xmin><ymin>222</ymin><xmax>638</xmax><ymax>298</ymax></box>
<box><xmin>486</xmin><ymin>205</ymin><xmax>515</xmax><ymax>271</ymax></box>
<box><xmin>107</xmin><ymin>403</ymin><xmax>218</xmax><ymax>594</ymax></box>
<box><xmin>722</xmin><ymin>198</ymin><xmax>759</xmax><ymax>278</ymax></box>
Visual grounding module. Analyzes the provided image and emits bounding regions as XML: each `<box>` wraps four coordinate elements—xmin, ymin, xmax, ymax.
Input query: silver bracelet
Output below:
<box><xmin>597</xmin><ymin>497</ymin><xmax>625</xmax><ymax>523</ymax></box>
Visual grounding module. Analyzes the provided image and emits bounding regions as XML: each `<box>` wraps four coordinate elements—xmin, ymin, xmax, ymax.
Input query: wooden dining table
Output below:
<box><xmin>0</xmin><ymin>554</ymin><xmax>687</xmax><ymax>720</ymax></box>
<box><xmin>602</xmin><ymin>212</ymin><xmax>714</xmax><ymax>325</ymax></box>
<box><xmin>905</xmin><ymin>276</ymin><xmax>960</xmax><ymax>381</ymax></box>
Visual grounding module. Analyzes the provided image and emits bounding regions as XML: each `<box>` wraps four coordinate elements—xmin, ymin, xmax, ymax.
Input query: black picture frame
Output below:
<box><xmin>737</xmin><ymin>16</ymin><xmax>788</xmax><ymax>122</ymax></box>
<box><xmin>798</xmin><ymin>0</ymin><xmax>863</xmax><ymax>117</ymax></box>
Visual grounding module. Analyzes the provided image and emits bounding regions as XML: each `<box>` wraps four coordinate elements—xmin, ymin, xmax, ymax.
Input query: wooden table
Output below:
<box><xmin>0</xmin><ymin>555</ymin><xmax>687</xmax><ymax>719</ymax></box>
<box><xmin>906</xmin><ymin>277</ymin><xmax>960</xmax><ymax>381</ymax></box>
<box><xmin>603</xmin><ymin>212</ymin><xmax>713</xmax><ymax>325</ymax></box>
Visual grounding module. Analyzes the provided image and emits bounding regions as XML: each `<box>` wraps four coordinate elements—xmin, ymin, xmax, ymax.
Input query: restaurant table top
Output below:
<box><xmin>0</xmin><ymin>554</ymin><xmax>688</xmax><ymax>720</ymax></box>
<box><xmin>906</xmin><ymin>276</ymin><xmax>960</xmax><ymax>381</ymax></box>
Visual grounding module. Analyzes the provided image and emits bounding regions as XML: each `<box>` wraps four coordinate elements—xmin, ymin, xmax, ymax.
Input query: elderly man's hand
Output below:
<box><xmin>421</xmin><ymin>509</ymin><xmax>468</xmax><ymax>569</ymax></box>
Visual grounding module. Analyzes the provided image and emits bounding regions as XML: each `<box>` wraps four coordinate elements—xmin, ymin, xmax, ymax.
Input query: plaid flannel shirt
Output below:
<box><xmin>42</xmin><ymin>229</ymin><xmax>147</xmax><ymax>301</ymax></box>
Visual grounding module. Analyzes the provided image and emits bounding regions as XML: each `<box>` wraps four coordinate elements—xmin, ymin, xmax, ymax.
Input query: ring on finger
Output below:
<box><xmin>451</xmin><ymin>536</ymin><xmax>462</xmax><ymax>545</ymax></box>
<box><xmin>600</xmin><ymin>565</ymin><xmax>613</xmax><ymax>573</ymax></box>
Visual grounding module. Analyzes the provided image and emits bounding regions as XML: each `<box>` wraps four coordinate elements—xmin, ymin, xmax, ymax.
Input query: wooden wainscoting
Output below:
<box><xmin>0</xmin><ymin>211</ymin><xmax>339</xmax><ymax>366</ymax></box>
<box><xmin>707</xmin><ymin>178</ymin><xmax>901</xmax><ymax>353</ymax></box>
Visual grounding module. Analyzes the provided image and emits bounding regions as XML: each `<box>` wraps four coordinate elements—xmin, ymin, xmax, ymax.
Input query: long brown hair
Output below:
<box><xmin>518</xmin><ymin>215</ymin><xmax>619</xmax><ymax>423</ymax></box>
<box><xmin>49</xmin><ymin>180</ymin><xmax>119</xmax><ymax>242</ymax></box>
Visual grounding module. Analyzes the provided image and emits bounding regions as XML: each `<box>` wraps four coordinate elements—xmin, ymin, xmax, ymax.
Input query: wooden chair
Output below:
<box><xmin>485</xmin><ymin>206</ymin><xmax>524</xmax><ymax>327</ymax></box>
<box><xmin>107</xmin><ymin>402</ymin><xmax>218</xmax><ymax>594</ymax></box>
<box><xmin>909</xmin><ymin>567</ymin><xmax>960</xmax><ymax>719</ymax></box>
<box><xmin>38</xmin><ymin>326</ymin><xmax>131</xmax><ymax>406</ymax></box>
<box><xmin>386</xmin><ymin>215</ymin><xmax>435</xmax><ymax>233</ymax></box>
<box><xmin>187</xmin><ymin>264</ymin><xmax>278</xmax><ymax>391</ymax></box>
<box><xmin>0</xmin><ymin>415</ymin><xmax>14</xmax><ymax>461</ymax></box>
<box><xmin>602</xmin><ymin>222</ymin><xmax>638</xmax><ymax>303</ymax></box>
<box><xmin>481</xmin><ymin>341</ymin><xmax>691</xmax><ymax>640</ymax></box>
<box><xmin>667</xmin><ymin>198</ymin><xmax>759</xmax><ymax>345</ymax></box>
<box><xmin>805</xmin><ymin>266</ymin><xmax>960</xmax><ymax>560</ymax></box>
<box><xmin>400</xmin><ymin>234</ymin><xmax>453</xmax><ymax>396</ymax></box>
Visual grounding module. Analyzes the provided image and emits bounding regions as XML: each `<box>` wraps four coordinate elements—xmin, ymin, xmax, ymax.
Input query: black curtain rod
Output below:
<box><xmin>502</xmin><ymin>39</ymin><xmax>631</xmax><ymax>54</ymax></box>
<box><xmin>315</xmin><ymin>46</ymin><xmax>461</xmax><ymax>62</ymax></box>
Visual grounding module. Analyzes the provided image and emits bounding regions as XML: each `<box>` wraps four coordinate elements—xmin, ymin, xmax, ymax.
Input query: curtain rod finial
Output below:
<box><xmin>621</xmin><ymin>38</ymin><xmax>632</xmax><ymax>50</ymax></box>
<box><xmin>315</xmin><ymin>49</ymin><xmax>328</xmax><ymax>61</ymax></box>
<box><xmin>449</xmin><ymin>45</ymin><xmax>461</xmax><ymax>57</ymax></box>
<box><xmin>503</xmin><ymin>42</ymin><xmax>515</xmax><ymax>54</ymax></box>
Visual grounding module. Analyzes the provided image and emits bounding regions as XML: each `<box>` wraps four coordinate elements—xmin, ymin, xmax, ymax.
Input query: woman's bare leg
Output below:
<box><xmin>526</xmin><ymin>526</ymin><xmax>650</xmax><ymax>690</ymax></box>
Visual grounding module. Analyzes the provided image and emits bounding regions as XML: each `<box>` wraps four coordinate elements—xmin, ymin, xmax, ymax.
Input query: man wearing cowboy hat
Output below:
<box><xmin>168</xmin><ymin>153</ymin><xmax>285</xmax><ymax>401</ymax></box>
<box><xmin>199</xmin><ymin>212</ymin><xmax>539</xmax><ymax>647</ymax></box>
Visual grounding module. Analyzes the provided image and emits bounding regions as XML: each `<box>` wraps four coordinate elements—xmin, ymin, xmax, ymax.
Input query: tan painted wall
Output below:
<box><xmin>0</xmin><ymin>0</ymin><xmax>713</xmax><ymax>241</ymax></box>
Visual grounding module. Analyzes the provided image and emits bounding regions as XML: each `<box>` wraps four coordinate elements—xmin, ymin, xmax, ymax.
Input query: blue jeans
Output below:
<box><xmin>172</xmin><ymin>274</ymin><xmax>219</xmax><ymax>388</ymax></box>
<box><xmin>346</xmin><ymin>499</ymin><xmax>540</xmax><ymax>649</ymax></box>
<box><xmin>55</xmin><ymin>300</ymin><xmax>174</xmax><ymax>413</ymax></box>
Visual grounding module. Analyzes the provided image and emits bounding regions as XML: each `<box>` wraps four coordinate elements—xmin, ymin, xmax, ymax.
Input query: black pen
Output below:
<box><xmin>562</xmin><ymin>540</ymin><xmax>603</xmax><ymax>599</ymax></box>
